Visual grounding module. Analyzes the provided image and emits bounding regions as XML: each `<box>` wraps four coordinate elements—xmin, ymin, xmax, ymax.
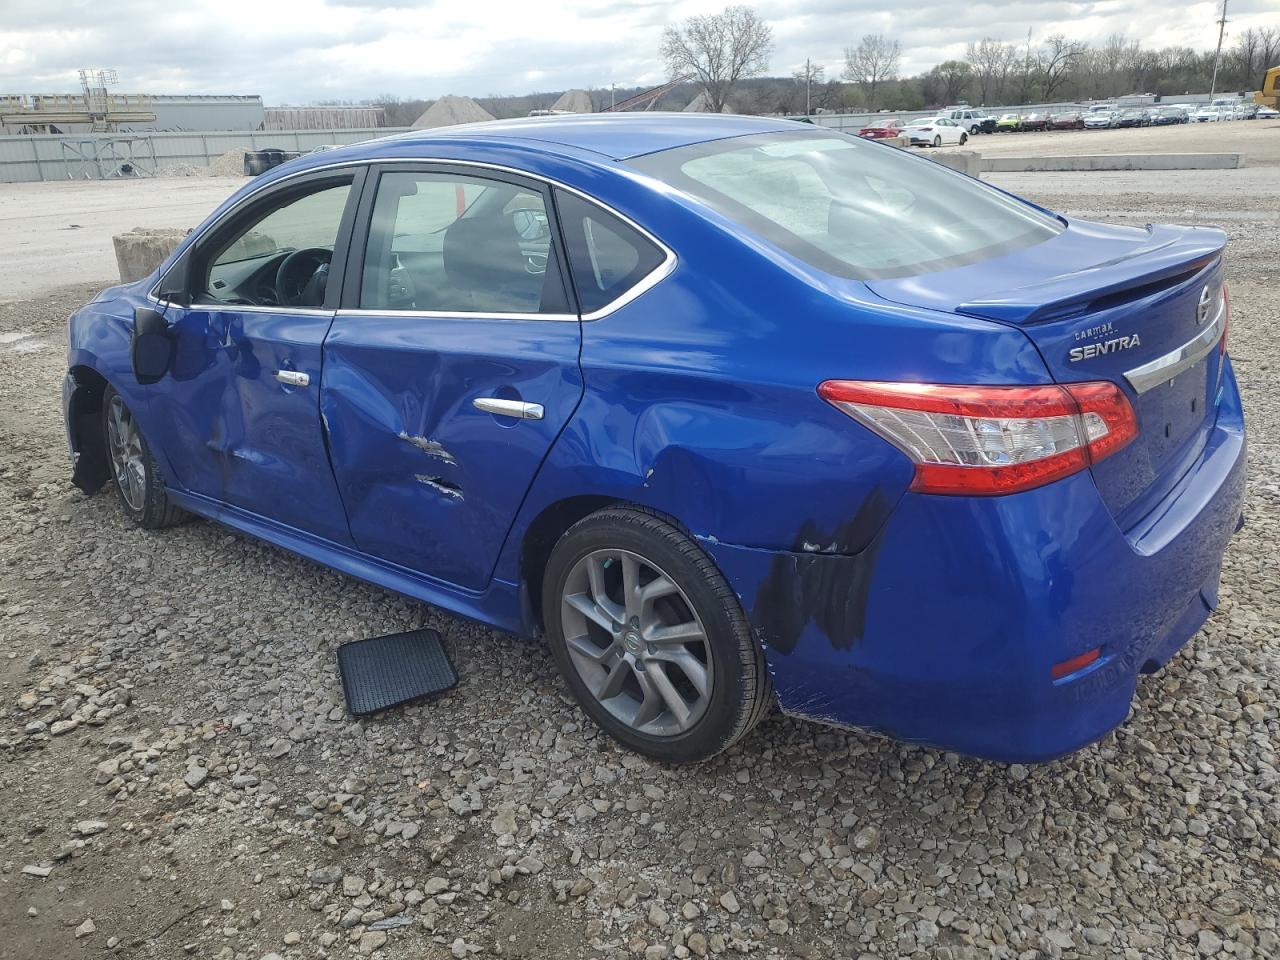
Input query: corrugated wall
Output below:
<box><xmin>0</xmin><ymin>128</ymin><xmax>409</xmax><ymax>183</ymax></box>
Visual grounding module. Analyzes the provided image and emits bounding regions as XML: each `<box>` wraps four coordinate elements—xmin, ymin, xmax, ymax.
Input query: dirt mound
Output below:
<box><xmin>205</xmin><ymin>148</ymin><xmax>249</xmax><ymax>177</ymax></box>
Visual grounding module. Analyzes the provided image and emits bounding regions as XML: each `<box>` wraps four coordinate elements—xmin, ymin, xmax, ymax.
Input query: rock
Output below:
<box><xmin>220</xmin><ymin>899</ymin><xmax>235</xmax><ymax>912</ymax></box>
<box><xmin>184</xmin><ymin>767</ymin><xmax>208</xmax><ymax>790</ymax></box>
<box><xmin>112</xmin><ymin>227</ymin><xmax>188</xmax><ymax>283</ymax></box>
<box><xmin>853</xmin><ymin>826</ymin><xmax>881</xmax><ymax>853</ymax></box>
<box><xmin>308</xmin><ymin>866</ymin><xmax>343</xmax><ymax>886</ymax></box>
<box><xmin>648</xmin><ymin>903</ymin><xmax>670</xmax><ymax>928</ymax></box>
<box><xmin>21</xmin><ymin>865</ymin><xmax>52</xmax><ymax>878</ymax></box>
<box><xmin>75</xmin><ymin>820</ymin><xmax>109</xmax><ymax>836</ymax></box>
<box><xmin>743</xmin><ymin>851</ymin><xmax>767</xmax><ymax>868</ymax></box>
<box><xmin>75</xmin><ymin>918</ymin><xmax>96</xmax><ymax>938</ymax></box>
<box><xmin>719</xmin><ymin>891</ymin><xmax>740</xmax><ymax>914</ymax></box>
<box><xmin>424</xmin><ymin>877</ymin><xmax>450</xmax><ymax>896</ymax></box>
<box><xmin>342</xmin><ymin>875</ymin><xmax>366</xmax><ymax>897</ymax></box>
<box><xmin>50</xmin><ymin>719</ymin><xmax>79</xmax><ymax>736</ymax></box>
<box><xmin>491</xmin><ymin>808</ymin><xmax>518</xmax><ymax>836</ymax></box>
<box><xmin>358</xmin><ymin>930</ymin><xmax>387</xmax><ymax>954</ymax></box>
<box><xmin>283</xmin><ymin>932</ymin><xmax>301</xmax><ymax>944</ymax></box>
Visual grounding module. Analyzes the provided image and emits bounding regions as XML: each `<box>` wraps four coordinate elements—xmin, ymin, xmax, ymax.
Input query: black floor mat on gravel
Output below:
<box><xmin>337</xmin><ymin>628</ymin><xmax>458</xmax><ymax>716</ymax></box>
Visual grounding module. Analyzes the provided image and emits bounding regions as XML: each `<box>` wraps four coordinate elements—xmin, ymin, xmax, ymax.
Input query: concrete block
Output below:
<box><xmin>112</xmin><ymin>227</ymin><xmax>189</xmax><ymax>284</ymax></box>
<box><xmin>980</xmin><ymin>153</ymin><xmax>1243</xmax><ymax>173</ymax></box>
<box><xmin>927</xmin><ymin>150</ymin><xmax>981</xmax><ymax>177</ymax></box>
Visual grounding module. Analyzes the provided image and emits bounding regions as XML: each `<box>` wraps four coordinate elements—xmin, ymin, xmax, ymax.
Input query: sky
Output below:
<box><xmin>2</xmin><ymin>0</ymin><xmax>1276</xmax><ymax>104</ymax></box>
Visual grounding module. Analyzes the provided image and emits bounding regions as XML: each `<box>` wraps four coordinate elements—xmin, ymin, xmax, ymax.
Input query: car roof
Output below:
<box><xmin>378</xmin><ymin>113</ymin><xmax>803</xmax><ymax>162</ymax></box>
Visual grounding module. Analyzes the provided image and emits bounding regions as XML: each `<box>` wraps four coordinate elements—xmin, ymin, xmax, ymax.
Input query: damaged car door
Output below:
<box><xmin>322</xmin><ymin>165</ymin><xmax>583</xmax><ymax>589</ymax></box>
<box><xmin>147</xmin><ymin>170</ymin><xmax>362</xmax><ymax>544</ymax></box>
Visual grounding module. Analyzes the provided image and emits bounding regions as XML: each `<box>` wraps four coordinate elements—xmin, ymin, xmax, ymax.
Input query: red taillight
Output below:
<box><xmin>1219</xmin><ymin>282</ymin><xmax>1230</xmax><ymax>356</ymax></box>
<box><xmin>817</xmin><ymin>380</ymin><xmax>1139</xmax><ymax>496</ymax></box>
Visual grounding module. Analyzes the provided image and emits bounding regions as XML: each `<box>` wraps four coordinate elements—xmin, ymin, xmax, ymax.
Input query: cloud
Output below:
<box><xmin>0</xmin><ymin>0</ymin><xmax>1274</xmax><ymax>103</ymax></box>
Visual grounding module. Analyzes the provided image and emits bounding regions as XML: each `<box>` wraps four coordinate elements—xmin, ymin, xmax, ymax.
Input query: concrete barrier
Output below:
<box><xmin>112</xmin><ymin>227</ymin><xmax>188</xmax><ymax>283</ymax></box>
<box><xmin>980</xmin><ymin>153</ymin><xmax>1243</xmax><ymax>173</ymax></box>
<box><xmin>927</xmin><ymin>150</ymin><xmax>981</xmax><ymax>177</ymax></box>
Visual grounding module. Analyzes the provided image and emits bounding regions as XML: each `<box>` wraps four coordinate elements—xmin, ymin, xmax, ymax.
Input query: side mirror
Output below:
<box><xmin>132</xmin><ymin>306</ymin><xmax>173</xmax><ymax>385</ymax></box>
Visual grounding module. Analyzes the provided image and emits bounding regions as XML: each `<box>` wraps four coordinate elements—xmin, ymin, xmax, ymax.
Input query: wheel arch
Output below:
<box><xmin>66</xmin><ymin>364</ymin><xmax>112</xmax><ymax>494</ymax></box>
<box><xmin>519</xmin><ymin>495</ymin><xmax>698</xmax><ymax>633</ymax></box>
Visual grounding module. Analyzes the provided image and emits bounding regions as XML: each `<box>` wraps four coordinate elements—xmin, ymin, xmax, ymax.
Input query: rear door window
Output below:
<box><xmin>358</xmin><ymin>170</ymin><xmax>568</xmax><ymax>315</ymax></box>
<box><xmin>554</xmin><ymin>190</ymin><xmax>667</xmax><ymax>315</ymax></box>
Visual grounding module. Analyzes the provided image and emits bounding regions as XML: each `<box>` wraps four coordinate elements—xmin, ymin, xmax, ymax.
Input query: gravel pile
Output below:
<box><xmin>0</xmin><ymin>178</ymin><xmax>1278</xmax><ymax>959</ymax></box>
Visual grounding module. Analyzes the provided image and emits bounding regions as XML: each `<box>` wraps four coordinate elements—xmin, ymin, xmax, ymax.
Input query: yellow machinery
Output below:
<box><xmin>1255</xmin><ymin>66</ymin><xmax>1280</xmax><ymax>110</ymax></box>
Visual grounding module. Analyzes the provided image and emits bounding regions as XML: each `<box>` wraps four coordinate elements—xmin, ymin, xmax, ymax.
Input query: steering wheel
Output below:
<box><xmin>275</xmin><ymin>247</ymin><xmax>332</xmax><ymax>308</ymax></box>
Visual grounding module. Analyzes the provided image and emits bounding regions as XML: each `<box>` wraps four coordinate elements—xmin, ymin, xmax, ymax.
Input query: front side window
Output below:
<box><xmin>204</xmin><ymin>180</ymin><xmax>352</xmax><ymax>308</ymax></box>
<box><xmin>628</xmin><ymin>131</ymin><xmax>1062</xmax><ymax>280</ymax></box>
<box><xmin>555</xmin><ymin>190</ymin><xmax>666</xmax><ymax>315</ymax></box>
<box><xmin>359</xmin><ymin>171</ymin><xmax>566</xmax><ymax>315</ymax></box>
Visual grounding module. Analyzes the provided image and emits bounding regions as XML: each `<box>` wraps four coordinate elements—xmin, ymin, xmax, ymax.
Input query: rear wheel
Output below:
<box><xmin>543</xmin><ymin>507</ymin><xmax>771</xmax><ymax>763</ymax></box>
<box><xmin>102</xmin><ymin>386</ymin><xmax>185</xmax><ymax>529</ymax></box>
<box><xmin>960</xmin><ymin>132</ymin><xmax>968</xmax><ymax>145</ymax></box>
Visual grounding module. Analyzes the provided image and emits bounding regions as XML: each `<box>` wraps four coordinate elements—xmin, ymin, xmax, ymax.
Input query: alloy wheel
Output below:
<box><xmin>106</xmin><ymin>394</ymin><xmax>146</xmax><ymax>511</ymax></box>
<box><xmin>559</xmin><ymin>548</ymin><xmax>713</xmax><ymax>737</ymax></box>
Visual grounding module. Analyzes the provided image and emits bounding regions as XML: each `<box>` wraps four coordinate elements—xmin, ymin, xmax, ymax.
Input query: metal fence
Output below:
<box><xmin>0</xmin><ymin>127</ymin><xmax>411</xmax><ymax>183</ymax></box>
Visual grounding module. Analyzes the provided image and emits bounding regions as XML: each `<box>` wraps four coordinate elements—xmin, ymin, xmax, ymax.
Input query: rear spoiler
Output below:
<box><xmin>957</xmin><ymin>224</ymin><xmax>1226</xmax><ymax>325</ymax></box>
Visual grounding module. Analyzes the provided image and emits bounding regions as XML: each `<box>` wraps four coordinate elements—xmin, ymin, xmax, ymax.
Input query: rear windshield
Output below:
<box><xmin>628</xmin><ymin>131</ymin><xmax>1061</xmax><ymax>280</ymax></box>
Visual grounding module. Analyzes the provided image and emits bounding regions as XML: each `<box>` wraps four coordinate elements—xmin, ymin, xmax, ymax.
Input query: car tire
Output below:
<box><xmin>960</xmin><ymin>133</ymin><xmax>968</xmax><ymax>145</ymax></box>
<box><xmin>542</xmin><ymin>506</ymin><xmax>773</xmax><ymax>764</ymax></box>
<box><xmin>932</xmin><ymin>135</ymin><xmax>942</xmax><ymax>148</ymax></box>
<box><xmin>102</xmin><ymin>386</ymin><xmax>185</xmax><ymax>529</ymax></box>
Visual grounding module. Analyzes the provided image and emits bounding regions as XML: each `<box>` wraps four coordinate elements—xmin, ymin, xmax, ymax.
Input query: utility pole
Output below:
<box><xmin>1210</xmin><ymin>0</ymin><xmax>1229</xmax><ymax>97</ymax></box>
<box><xmin>611</xmin><ymin>83</ymin><xmax>616</xmax><ymax>111</ymax></box>
<box><xmin>805</xmin><ymin>58</ymin><xmax>812</xmax><ymax>115</ymax></box>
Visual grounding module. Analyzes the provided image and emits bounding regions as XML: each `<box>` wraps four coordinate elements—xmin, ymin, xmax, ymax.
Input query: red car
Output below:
<box><xmin>857</xmin><ymin>118</ymin><xmax>905</xmax><ymax>139</ymax></box>
<box><xmin>1050</xmin><ymin>111</ymin><xmax>1085</xmax><ymax>130</ymax></box>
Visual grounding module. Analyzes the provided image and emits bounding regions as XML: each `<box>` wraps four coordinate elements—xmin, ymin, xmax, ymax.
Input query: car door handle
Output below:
<box><xmin>274</xmin><ymin>370</ymin><xmax>310</xmax><ymax>387</ymax></box>
<box><xmin>473</xmin><ymin>397</ymin><xmax>543</xmax><ymax>420</ymax></box>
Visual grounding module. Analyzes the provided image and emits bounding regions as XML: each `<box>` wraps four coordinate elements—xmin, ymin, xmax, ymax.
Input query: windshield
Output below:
<box><xmin>627</xmin><ymin>130</ymin><xmax>1062</xmax><ymax>280</ymax></box>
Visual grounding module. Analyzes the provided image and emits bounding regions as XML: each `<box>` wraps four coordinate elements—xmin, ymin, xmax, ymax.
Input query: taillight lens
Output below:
<box><xmin>817</xmin><ymin>380</ymin><xmax>1138</xmax><ymax>496</ymax></box>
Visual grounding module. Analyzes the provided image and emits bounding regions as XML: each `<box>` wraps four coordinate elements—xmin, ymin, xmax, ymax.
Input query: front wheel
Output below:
<box><xmin>102</xmin><ymin>386</ymin><xmax>185</xmax><ymax>529</ymax></box>
<box><xmin>543</xmin><ymin>508</ymin><xmax>772</xmax><ymax>763</ymax></box>
<box><xmin>959</xmin><ymin>133</ymin><xmax>968</xmax><ymax>145</ymax></box>
<box><xmin>932</xmin><ymin>135</ymin><xmax>942</xmax><ymax>148</ymax></box>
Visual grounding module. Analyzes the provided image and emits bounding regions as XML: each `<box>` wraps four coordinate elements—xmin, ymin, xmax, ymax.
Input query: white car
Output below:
<box><xmin>1191</xmin><ymin>108</ymin><xmax>1223</xmax><ymax>123</ymax></box>
<box><xmin>1083</xmin><ymin>111</ymin><xmax>1115</xmax><ymax>129</ymax></box>
<box><xmin>1258</xmin><ymin>106</ymin><xmax>1279</xmax><ymax>118</ymax></box>
<box><xmin>902</xmin><ymin>116</ymin><xmax>968</xmax><ymax>147</ymax></box>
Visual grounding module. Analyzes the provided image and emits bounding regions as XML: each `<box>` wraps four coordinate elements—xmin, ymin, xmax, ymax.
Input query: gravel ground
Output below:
<box><xmin>1</xmin><ymin>167</ymin><xmax>1279</xmax><ymax>960</ymax></box>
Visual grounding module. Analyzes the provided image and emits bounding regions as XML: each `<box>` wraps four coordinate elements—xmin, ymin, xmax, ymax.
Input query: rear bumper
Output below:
<box><xmin>707</xmin><ymin>360</ymin><xmax>1246</xmax><ymax>763</ymax></box>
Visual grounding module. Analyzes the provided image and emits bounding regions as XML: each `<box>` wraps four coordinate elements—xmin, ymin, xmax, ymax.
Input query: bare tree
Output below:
<box><xmin>661</xmin><ymin>6</ymin><xmax>773</xmax><ymax>114</ymax></box>
<box><xmin>966</xmin><ymin>38</ymin><xmax>1019</xmax><ymax>105</ymax></box>
<box><xmin>842</xmin><ymin>34</ymin><xmax>901</xmax><ymax>110</ymax></box>
<box><xmin>1038</xmin><ymin>34</ymin><xmax>1087</xmax><ymax>99</ymax></box>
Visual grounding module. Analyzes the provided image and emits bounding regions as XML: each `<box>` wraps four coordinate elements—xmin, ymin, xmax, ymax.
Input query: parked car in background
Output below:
<box><xmin>1258</xmin><ymin>105</ymin><xmax>1280</xmax><ymax>118</ymax></box>
<box><xmin>995</xmin><ymin>113</ymin><xmax>1022</xmax><ymax>132</ymax></box>
<box><xmin>857</xmin><ymin>117</ymin><xmax>906</xmax><ymax>140</ymax></box>
<box><xmin>1021</xmin><ymin>112</ymin><xmax>1051</xmax><ymax>131</ymax></box>
<box><xmin>1192</xmin><ymin>107</ymin><xmax>1223</xmax><ymax>123</ymax></box>
<box><xmin>1114</xmin><ymin>108</ymin><xmax>1149</xmax><ymax>128</ymax></box>
<box><xmin>943</xmin><ymin>108</ymin><xmax>995</xmax><ymax>134</ymax></box>
<box><xmin>902</xmin><ymin>116</ymin><xmax>969</xmax><ymax>147</ymax></box>
<box><xmin>1149</xmin><ymin>106</ymin><xmax>1187</xmax><ymax>125</ymax></box>
<box><xmin>1083</xmin><ymin>111</ymin><xmax>1116</xmax><ymax>129</ymax></box>
<box><xmin>1050</xmin><ymin>111</ymin><xmax>1085</xmax><ymax>130</ymax></box>
<box><xmin>64</xmin><ymin>113</ymin><xmax>1245</xmax><ymax>764</ymax></box>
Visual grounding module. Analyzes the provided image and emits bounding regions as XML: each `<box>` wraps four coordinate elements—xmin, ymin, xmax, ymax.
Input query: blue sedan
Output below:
<box><xmin>64</xmin><ymin>114</ymin><xmax>1245</xmax><ymax>764</ymax></box>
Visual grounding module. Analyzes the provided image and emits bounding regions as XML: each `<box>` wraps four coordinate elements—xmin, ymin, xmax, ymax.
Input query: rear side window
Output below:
<box><xmin>630</xmin><ymin>131</ymin><xmax>1061</xmax><ymax>280</ymax></box>
<box><xmin>555</xmin><ymin>190</ymin><xmax>666</xmax><ymax>314</ymax></box>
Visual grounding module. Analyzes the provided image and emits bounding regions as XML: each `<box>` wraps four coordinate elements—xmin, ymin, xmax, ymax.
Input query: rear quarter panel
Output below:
<box><xmin>493</xmin><ymin>183</ymin><xmax>1054</xmax><ymax>585</ymax></box>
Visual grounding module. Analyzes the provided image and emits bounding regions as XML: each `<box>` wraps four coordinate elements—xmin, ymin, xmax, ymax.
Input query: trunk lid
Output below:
<box><xmin>867</xmin><ymin>219</ymin><xmax>1227</xmax><ymax>527</ymax></box>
